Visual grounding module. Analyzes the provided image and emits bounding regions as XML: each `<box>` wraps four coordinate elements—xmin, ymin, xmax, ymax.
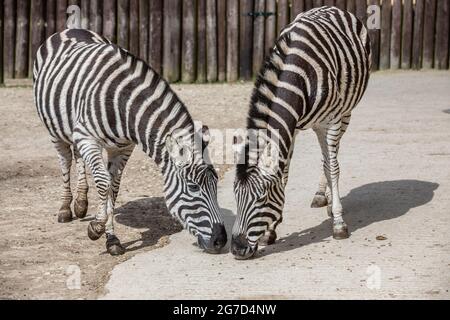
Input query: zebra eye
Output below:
<box><xmin>188</xmin><ymin>183</ymin><xmax>200</xmax><ymax>193</ymax></box>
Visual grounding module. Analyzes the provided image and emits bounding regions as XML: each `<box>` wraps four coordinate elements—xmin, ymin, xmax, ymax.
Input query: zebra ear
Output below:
<box><xmin>258</xmin><ymin>141</ymin><xmax>279</xmax><ymax>175</ymax></box>
<box><xmin>165</xmin><ymin>134</ymin><xmax>193</xmax><ymax>168</ymax></box>
<box><xmin>201</xmin><ymin>125</ymin><xmax>210</xmax><ymax>147</ymax></box>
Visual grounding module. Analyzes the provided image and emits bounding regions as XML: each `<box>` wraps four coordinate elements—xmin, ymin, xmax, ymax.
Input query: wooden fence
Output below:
<box><xmin>1</xmin><ymin>0</ymin><xmax>449</xmax><ymax>84</ymax></box>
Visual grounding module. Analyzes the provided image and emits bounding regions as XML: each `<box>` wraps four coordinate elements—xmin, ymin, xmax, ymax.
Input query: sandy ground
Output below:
<box><xmin>102</xmin><ymin>71</ymin><xmax>450</xmax><ymax>299</ymax></box>
<box><xmin>0</xmin><ymin>81</ymin><xmax>249</xmax><ymax>299</ymax></box>
<box><xmin>1</xmin><ymin>72</ymin><xmax>449</xmax><ymax>300</ymax></box>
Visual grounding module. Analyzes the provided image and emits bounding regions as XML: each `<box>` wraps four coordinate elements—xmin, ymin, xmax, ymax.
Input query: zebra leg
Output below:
<box><xmin>53</xmin><ymin>140</ymin><xmax>74</xmax><ymax>223</ymax></box>
<box><xmin>73</xmin><ymin>148</ymin><xmax>89</xmax><ymax>218</ymax></box>
<box><xmin>314</xmin><ymin>121</ymin><xmax>349</xmax><ymax>240</ymax></box>
<box><xmin>103</xmin><ymin>146</ymin><xmax>134</xmax><ymax>255</ymax></box>
<box><xmin>310</xmin><ymin>167</ymin><xmax>329</xmax><ymax>208</ymax></box>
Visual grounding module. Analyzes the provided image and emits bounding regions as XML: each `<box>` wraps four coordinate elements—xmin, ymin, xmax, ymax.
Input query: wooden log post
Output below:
<box><xmin>368</xmin><ymin>0</ymin><xmax>380</xmax><ymax>71</ymax></box>
<box><xmin>335</xmin><ymin>0</ymin><xmax>346</xmax><ymax>11</ymax></box>
<box><xmin>252</xmin><ymin>0</ymin><xmax>265</xmax><ymax>76</ymax></box>
<box><xmin>103</xmin><ymin>0</ymin><xmax>116</xmax><ymax>43</ymax></box>
<box><xmin>89</xmin><ymin>0</ymin><xmax>102</xmax><ymax>34</ymax></box>
<box><xmin>239</xmin><ymin>0</ymin><xmax>253</xmax><ymax>80</ymax></box>
<box><xmin>323</xmin><ymin>1</ymin><xmax>335</xmax><ymax>8</ymax></box>
<box><xmin>290</xmin><ymin>0</ymin><xmax>305</xmax><ymax>22</ymax></box>
<box><xmin>390</xmin><ymin>0</ymin><xmax>401</xmax><ymax>69</ymax></box>
<box><xmin>117</xmin><ymin>0</ymin><xmax>129</xmax><ymax>49</ymax></box>
<box><xmin>182</xmin><ymin>0</ymin><xmax>196</xmax><ymax>83</ymax></box>
<box><xmin>197</xmin><ymin>0</ymin><xmax>207</xmax><ymax>82</ymax></box>
<box><xmin>80</xmin><ymin>0</ymin><xmax>89</xmax><ymax>30</ymax></box>
<box><xmin>346</xmin><ymin>0</ymin><xmax>356</xmax><ymax>14</ymax></box>
<box><xmin>305</xmin><ymin>0</ymin><xmax>313</xmax><ymax>11</ymax></box>
<box><xmin>401</xmin><ymin>0</ymin><xmax>413</xmax><ymax>69</ymax></box>
<box><xmin>226</xmin><ymin>0</ymin><xmax>239</xmax><ymax>81</ymax></box>
<box><xmin>379</xmin><ymin>0</ymin><xmax>392</xmax><ymax>70</ymax></box>
<box><xmin>217</xmin><ymin>0</ymin><xmax>227</xmax><ymax>82</ymax></box>
<box><xmin>56</xmin><ymin>0</ymin><xmax>68</xmax><ymax>31</ymax></box>
<box><xmin>277</xmin><ymin>0</ymin><xmax>288</xmax><ymax>34</ymax></box>
<box><xmin>46</xmin><ymin>0</ymin><xmax>57</xmax><ymax>38</ymax></box>
<box><xmin>206</xmin><ymin>0</ymin><xmax>218</xmax><ymax>82</ymax></box>
<box><xmin>412</xmin><ymin>0</ymin><xmax>425</xmax><ymax>69</ymax></box>
<box><xmin>265</xmin><ymin>0</ymin><xmax>277</xmax><ymax>56</ymax></box>
<box><xmin>31</xmin><ymin>0</ymin><xmax>46</xmax><ymax>76</ymax></box>
<box><xmin>355</xmin><ymin>0</ymin><xmax>367</xmax><ymax>24</ymax></box>
<box><xmin>0</xmin><ymin>1</ymin><xmax>3</xmax><ymax>85</ymax></box>
<box><xmin>149</xmin><ymin>0</ymin><xmax>163</xmax><ymax>74</ymax></box>
<box><xmin>15</xmin><ymin>0</ymin><xmax>30</xmax><ymax>78</ymax></box>
<box><xmin>139</xmin><ymin>0</ymin><xmax>148</xmax><ymax>61</ymax></box>
<box><xmin>4</xmin><ymin>0</ymin><xmax>16</xmax><ymax>78</ymax></box>
<box><xmin>163</xmin><ymin>0</ymin><xmax>181</xmax><ymax>82</ymax></box>
<box><xmin>435</xmin><ymin>0</ymin><xmax>450</xmax><ymax>69</ymax></box>
<box><xmin>129</xmin><ymin>0</ymin><xmax>139</xmax><ymax>57</ymax></box>
<box><xmin>422</xmin><ymin>0</ymin><xmax>437</xmax><ymax>69</ymax></box>
<box><xmin>312</xmin><ymin>0</ymin><xmax>323</xmax><ymax>8</ymax></box>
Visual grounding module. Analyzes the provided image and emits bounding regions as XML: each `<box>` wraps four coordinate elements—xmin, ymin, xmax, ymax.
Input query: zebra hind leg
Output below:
<box><xmin>73</xmin><ymin>148</ymin><xmax>89</xmax><ymax>218</ymax></box>
<box><xmin>314</xmin><ymin>122</ymin><xmax>349</xmax><ymax>240</ymax></box>
<box><xmin>53</xmin><ymin>141</ymin><xmax>74</xmax><ymax>223</ymax></box>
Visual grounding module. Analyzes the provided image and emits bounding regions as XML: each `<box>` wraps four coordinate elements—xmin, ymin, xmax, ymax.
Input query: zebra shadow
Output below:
<box><xmin>257</xmin><ymin>180</ymin><xmax>439</xmax><ymax>258</ymax></box>
<box><xmin>114</xmin><ymin>197</ymin><xmax>183</xmax><ymax>252</ymax></box>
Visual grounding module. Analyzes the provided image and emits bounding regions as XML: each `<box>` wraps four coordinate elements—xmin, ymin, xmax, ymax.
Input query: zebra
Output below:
<box><xmin>230</xmin><ymin>6</ymin><xmax>371</xmax><ymax>259</ymax></box>
<box><xmin>33</xmin><ymin>29</ymin><xmax>227</xmax><ymax>256</ymax></box>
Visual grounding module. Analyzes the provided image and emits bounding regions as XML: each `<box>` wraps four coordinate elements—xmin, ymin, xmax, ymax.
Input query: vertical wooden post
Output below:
<box><xmin>149</xmin><ymin>0</ymin><xmax>163</xmax><ymax>74</ymax></box>
<box><xmin>412</xmin><ymin>0</ymin><xmax>425</xmax><ymax>69</ymax></box>
<box><xmin>355</xmin><ymin>0</ymin><xmax>367</xmax><ymax>23</ymax></box>
<box><xmin>379</xmin><ymin>0</ymin><xmax>391</xmax><ymax>70</ymax></box>
<box><xmin>226</xmin><ymin>0</ymin><xmax>239</xmax><ymax>81</ymax></box>
<box><xmin>56</xmin><ymin>0</ymin><xmax>68</xmax><ymax>31</ymax></box>
<box><xmin>401</xmin><ymin>0</ymin><xmax>413</xmax><ymax>69</ymax></box>
<box><xmin>277</xmin><ymin>0</ymin><xmax>288</xmax><ymax>34</ymax></box>
<box><xmin>139</xmin><ymin>0</ymin><xmax>148</xmax><ymax>61</ymax></box>
<box><xmin>240</xmin><ymin>0</ymin><xmax>253</xmax><ymax>80</ymax></box>
<box><xmin>368</xmin><ymin>0</ymin><xmax>380</xmax><ymax>71</ymax></box>
<box><xmin>390</xmin><ymin>0</ymin><xmax>401</xmax><ymax>69</ymax></box>
<box><xmin>252</xmin><ymin>0</ymin><xmax>265</xmax><ymax>76</ymax></box>
<box><xmin>335</xmin><ymin>0</ymin><xmax>346</xmax><ymax>11</ymax></box>
<box><xmin>80</xmin><ymin>0</ymin><xmax>89</xmax><ymax>30</ymax></box>
<box><xmin>265</xmin><ymin>0</ymin><xmax>277</xmax><ymax>56</ymax></box>
<box><xmin>163</xmin><ymin>0</ymin><xmax>181</xmax><ymax>82</ymax></box>
<box><xmin>422</xmin><ymin>0</ymin><xmax>437</xmax><ymax>68</ymax></box>
<box><xmin>31</xmin><ymin>0</ymin><xmax>46</xmax><ymax>76</ymax></box>
<box><xmin>89</xmin><ymin>0</ymin><xmax>102</xmax><ymax>34</ymax></box>
<box><xmin>323</xmin><ymin>0</ymin><xmax>335</xmax><ymax>7</ymax></box>
<box><xmin>15</xmin><ymin>0</ymin><xmax>30</xmax><ymax>78</ymax></box>
<box><xmin>217</xmin><ymin>0</ymin><xmax>227</xmax><ymax>82</ymax></box>
<box><xmin>346</xmin><ymin>0</ymin><xmax>356</xmax><ymax>14</ymax></box>
<box><xmin>312</xmin><ymin>0</ymin><xmax>323</xmax><ymax>8</ymax></box>
<box><xmin>435</xmin><ymin>0</ymin><xmax>449</xmax><ymax>69</ymax></box>
<box><xmin>304</xmin><ymin>0</ymin><xmax>313</xmax><ymax>11</ymax></box>
<box><xmin>197</xmin><ymin>0</ymin><xmax>207</xmax><ymax>82</ymax></box>
<box><xmin>206</xmin><ymin>0</ymin><xmax>218</xmax><ymax>82</ymax></box>
<box><xmin>0</xmin><ymin>0</ymin><xmax>3</xmax><ymax>85</ymax></box>
<box><xmin>290</xmin><ymin>0</ymin><xmax>304</xmax><ymax>21</ymax></box>
<box><xmin>117</xmin><ymin>0</ymin><xmax>129</xmax><ymax>49</ymax></box>
<box><xmin>129</xmin><ymin>0</ymin><xmax>139</xmax><ymax>56</ymax></box>
<box><xmin>182</xmin><ymin>0</ymin><xmax>196</xmax><ymax>82</ymax></box>
<box><xmin>46</xmin><ymin>0</ymin><xmax>56</xmax><ymax>38</ymax></box>
<box><xmin>103</xmin><ymin>0</ymin><xmax>116</xmax><ymax>43</ymax></box>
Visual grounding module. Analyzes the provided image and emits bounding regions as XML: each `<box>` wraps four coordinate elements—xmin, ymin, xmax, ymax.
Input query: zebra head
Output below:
<box><xmin>231</xmin><ymin>137</ymin><xmax>285</xmax><ymax>259</ymax></box>
<box><xmin>163</xmin><ymin>125</ymin><xmax>227</xmax><ymax>254</ymax></box>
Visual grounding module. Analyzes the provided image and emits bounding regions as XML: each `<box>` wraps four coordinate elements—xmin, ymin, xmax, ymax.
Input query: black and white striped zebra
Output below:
<box><xmin>231</xmin><ymin>7</ymin><xmax>371</xmax><ymax>259</ymax></box>
<box><xmin>33</xmin><ymin>29</ymin><xmax>226</xmax><ymax>255</ymax></box>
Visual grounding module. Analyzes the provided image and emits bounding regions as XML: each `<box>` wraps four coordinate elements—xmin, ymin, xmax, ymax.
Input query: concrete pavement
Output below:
<box><xmin>101</xmin><ymin>72</ymin><xmax>450</xmax><ymax>299</ymax></box>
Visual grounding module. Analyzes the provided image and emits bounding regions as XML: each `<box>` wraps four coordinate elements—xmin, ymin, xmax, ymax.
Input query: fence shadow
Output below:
<box><xmin>258</xmin><ymin>180</ymin><xmax>439</xmax><ymax>258</ymax></box>
<box><xmin>115</xmin><ymin>197</ymin><xmax>183</xmax><ymax>253</ymax></box>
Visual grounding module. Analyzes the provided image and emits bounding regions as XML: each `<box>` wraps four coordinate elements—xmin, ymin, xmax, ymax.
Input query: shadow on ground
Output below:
<box><xmin>115</xmin><ymin>197</ymin><xmax>183</xmax><ymax>252</ymax></box>
<box><xmin>258</xmin><ymin>180</ymin><xmax>439</xmax><ymax>258</ymax></box>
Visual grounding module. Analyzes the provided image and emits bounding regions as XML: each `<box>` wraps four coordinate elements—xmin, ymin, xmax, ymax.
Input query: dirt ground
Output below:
<box><xmin>0</xmin><ymin>81</ymin><xmax>249</xmax><ymax>299</ymax></box>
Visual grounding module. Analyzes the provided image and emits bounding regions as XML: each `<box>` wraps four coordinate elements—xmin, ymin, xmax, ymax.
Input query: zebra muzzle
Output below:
<box><xmin>231</xmin><ymin>234</ymin><xmax>257</xmax><ymax>260</ymax></box>
<box><xmin>197</xmin><ymin>223</ymin><xmax>227</xmax><ymax>254</ymax></box>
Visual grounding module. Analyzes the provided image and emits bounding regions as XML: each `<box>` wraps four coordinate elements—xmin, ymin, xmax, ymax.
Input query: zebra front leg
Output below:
<box><xmin>54</xmin><ymin>141</ymin><xmax>73</xmax><ymax>223</ymax></box>
<box><xmin>315</xmin><ymin>122</ymin><xmax>349</xmax><ymax>240</ymax></box>
<box><xmin>73</xmin><ymin>148</ymin><xmax>89</xmax><ymax>218</ymax></box>
<box><xmin>103</xmin><ymin>146</ymin><xmax>134</xmax><ymax>255</ymax></box>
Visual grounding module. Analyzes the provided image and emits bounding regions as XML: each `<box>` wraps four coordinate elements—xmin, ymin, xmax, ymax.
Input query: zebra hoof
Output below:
<box><xmin>87</xmin><ymin>221</ymin><xmax>105</xmax><ymax>241</ymax></box>
<box><xmin>74</xmin><ymin>199</ymin><xmax>88</xmax><ymax>218</ymax></box>
<box><xmin>57</xmin><ymin>209</ymin><xmax>73</xmax><ymax>223</ymax></box>
<box><xmin>333</xmin><ymin>223</ymin><xmax>349</xmax><ymax>240</ymax></box>
<box><xmin>258</xmin><ymin>230</ymin><xmax>277</xmax><ymax>246</ymax></box>
<box><xmin>106</xmin><ymin>235</ymin><xmax>125</xmax><ymax>256</ymax></box>
<box><xmin>310</xmin><ymin>192</ymin><xmax>328</xmax><ymax>208</ymax></box>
